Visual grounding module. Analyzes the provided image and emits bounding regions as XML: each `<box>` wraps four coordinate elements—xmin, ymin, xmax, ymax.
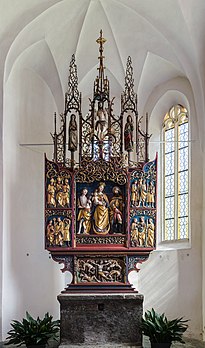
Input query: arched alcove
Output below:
<box><xmin>135</xmin><ymin>85</ymin><xmax>203</xmax><ymax>339</ymax></box>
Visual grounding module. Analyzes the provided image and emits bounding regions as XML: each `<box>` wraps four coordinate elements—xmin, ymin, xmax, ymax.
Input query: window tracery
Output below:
<box><xmin>163</xmin><ymin>104</ymin><xmax>189</xmax><ymax>241</ymax></box>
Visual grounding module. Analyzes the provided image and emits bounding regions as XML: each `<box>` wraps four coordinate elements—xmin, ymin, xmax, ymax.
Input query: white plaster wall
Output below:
<box><xmin>2</xmin><ymin>65</ymin><xmax>65</xmax><ymax>339</ymax></box>
<box><xmin>202</xmin><ymin>159</ymin><xmax>205</xmax><ymax>340</ymax></box>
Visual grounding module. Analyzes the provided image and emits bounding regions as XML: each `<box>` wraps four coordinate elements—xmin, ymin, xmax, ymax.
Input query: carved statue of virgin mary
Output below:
<box><xmin>68</xmin><ymin>114</ymin><xmax>78</xmax><ymax>151</ymax></box>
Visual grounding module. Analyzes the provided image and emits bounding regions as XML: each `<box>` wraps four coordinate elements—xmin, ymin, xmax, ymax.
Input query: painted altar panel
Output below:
<box><xmin>45</xmin><ymin>157</ymin><xmax>157</xmax><ymax>251</ymax></box>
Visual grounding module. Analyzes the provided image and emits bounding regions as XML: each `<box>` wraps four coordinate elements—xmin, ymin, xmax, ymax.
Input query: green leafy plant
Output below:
<box><xmin>5</xmin><ymin>312</ymin><xmax>60</xmax><ymax>347</ymax></box>
<box><xmin>141</xmin><ymin>308</ymin><xmax>188</xmax><ymax>345</ymax></box>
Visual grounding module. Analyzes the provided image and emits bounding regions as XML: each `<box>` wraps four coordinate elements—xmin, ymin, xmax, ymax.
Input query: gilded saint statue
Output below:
<box><xmin>95</xmin><ymin>103</ymin><xmax>108</xmax><ymax>141</ymax></box>
<box><xmin>146</xmin><ymin>218</ymin><xmax>155</xmax><ymax>247</ymax></box>
<box><xmin>131</xmin><ymin>180</ymin><xmax>140</xmax><ymax>206</ymax></box>
<box><xmin>46</xmin><ymin>220</ymin><xmax>55</xmax><ymax>245</ymax></box>
<box><xmin>77</xmin><ymin>188</ymin><xmax>92</xmax><ymax>234</ymax></box>
<box><xmin>56</xmin><ymin>176</ymin><xmax>63</xmax><ymax>206</ymax></box>
<box><xmin>109</xmin><ymin>186</ymin><xmax>123</xmax><ymax>233</ymax></box>
<box><xmin>131</xmin><ymin>218</ymin><xmax>138</xmax><ymax>243</ymax></box>
<box><xmin>47</xmin><ymin>178</ymin><xmax>56</xmax><ymax>207</ymax></box>
<box><xmin>63</xmin><ymin>218</ymin><xmax>71</xmax><ymax>243</ymax></box>
<box><xmin>138</xmin><ymin>216</ymin><xmax>146</xmax><ymax>246</ymax></box>
<box><xmin>147</xmin><ymin>181</ymin><xmax>155</xmax><ymax>208</ymax></box>
<box><xmin>93</xmin><ymin>182</ymin><xmax>110</xmax><ymax>234</ymax></box>
<box><xmin>68</xmin><ymin>114</ymin><xmax>78</xmax><ymax>151</ymax></box>
<box><xmin>139</xmin><ymin>178</ymin><xmax>147</xmax><ymax>207</ymax></box>
<box><xmin>124</xmin><ymin>115</ymin><xmax>134</xmax><ymax>152</ymax></box>
<box><xmin>54</xmin><ymin>217</ymin><xmax>64</xmax><ymax>246</ymax></box>
<box><xmin>61</xmin><ymin>178</ymin><xmax>70</xmax><ymax>207</ymax></box>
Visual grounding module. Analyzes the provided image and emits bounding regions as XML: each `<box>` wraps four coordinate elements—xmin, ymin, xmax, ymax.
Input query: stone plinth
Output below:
<box><xmin>57</xmin><ymin>293</ymin><xmax>143</xmax><ymax>347</ymax></box>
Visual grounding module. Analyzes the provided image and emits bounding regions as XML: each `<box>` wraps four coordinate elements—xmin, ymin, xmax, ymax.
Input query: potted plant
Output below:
<box><xmin>141</xmin><ymin>308</ymin><xmax>188</xmax><ymax>348</ymax></box>
<box><xmin>5</xmin><ymin>311</ymin><xmax>60</xmax><ymax>348</ymax></box>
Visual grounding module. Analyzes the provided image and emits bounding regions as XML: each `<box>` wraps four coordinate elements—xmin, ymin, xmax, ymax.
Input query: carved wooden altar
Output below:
<box><xmin>45</xmin><ymin>31</ymin><xmax>157</xmax><ymax>293</ymax></box>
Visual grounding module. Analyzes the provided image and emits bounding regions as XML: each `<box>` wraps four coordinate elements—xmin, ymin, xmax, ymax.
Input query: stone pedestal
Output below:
<box><xmin>57</xmin><ymin>293</ymin><xmax>143</xmax><ymax>348</ymax></box>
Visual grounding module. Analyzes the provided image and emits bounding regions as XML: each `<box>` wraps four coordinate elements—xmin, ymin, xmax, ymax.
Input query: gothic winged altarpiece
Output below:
<box><xmin>45</xmin><ymin>31</ymin><xmax>157</xmax><ymax>292</ymax></box>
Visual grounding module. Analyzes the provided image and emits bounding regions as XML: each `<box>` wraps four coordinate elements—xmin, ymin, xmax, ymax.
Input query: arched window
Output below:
<box><xmin>162</xmin><ymin>104</ymin><xmax>189</xmax><ymax>241</ymax></box>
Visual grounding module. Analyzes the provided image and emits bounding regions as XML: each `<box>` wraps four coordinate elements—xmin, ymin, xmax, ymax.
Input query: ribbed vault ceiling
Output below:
<box><xmin>1</xmin><ymin>0</ymin><xmax>205</xmax><ymax>139</ymax></box>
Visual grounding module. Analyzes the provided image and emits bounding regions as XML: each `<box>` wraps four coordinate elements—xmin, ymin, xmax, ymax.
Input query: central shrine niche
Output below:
<box><xmin>45</xmin><ymin>30</ymin><xmax>157</xmax><ymax>292</ymax></box>
<box><xmin>76</xmin><ymin>181</ymin><xmax>125</xmax><ymax>236</ymax></box>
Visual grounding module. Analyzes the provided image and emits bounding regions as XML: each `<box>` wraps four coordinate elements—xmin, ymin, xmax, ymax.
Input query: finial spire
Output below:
<box><xmin>96</xmin><ymin>29</ymin><xmax>106</xmax><ymax>56</ymax></box>
<box><xmin>94</xmin><ymin>30</ymin><xmax>109</xmax><ymax>102</ymax></box>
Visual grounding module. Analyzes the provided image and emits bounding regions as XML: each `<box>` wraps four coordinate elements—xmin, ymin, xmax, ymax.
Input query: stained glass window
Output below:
<box><xmin>163</xmin><ymin>105</ymin><xmax>189</xmax><ymax>241</ymax></box>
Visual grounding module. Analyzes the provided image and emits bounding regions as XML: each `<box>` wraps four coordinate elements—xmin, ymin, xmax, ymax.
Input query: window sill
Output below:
<box><xmin>156</xmin><ymin>238</ymin><xmax>191</xmax><ymax>251</ymax></box>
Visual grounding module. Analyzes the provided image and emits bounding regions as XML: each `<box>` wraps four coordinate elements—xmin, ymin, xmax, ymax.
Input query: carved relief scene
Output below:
<box><xmin>130</xmin><ymin>214</ymin><xmax>155</xmax><ymax>248</ymax></box>
<box><xmin>45</xmin><ymin>161</ymin><xmax>71</xmax><ymax>209</ymax></box>
<box><xmin>76</xmin><ymin>257</ymin><xmax>125</xmax><ymax>284</ymax></box>
<box><xmin>131</xmin><ymin>177</ymin><xmax>156</xmax><ymax>208</ymax></box>
<box><xmin>46</xmin><ymin>215</ymin><xmax>71</xmax><ymax>247</ymax></box>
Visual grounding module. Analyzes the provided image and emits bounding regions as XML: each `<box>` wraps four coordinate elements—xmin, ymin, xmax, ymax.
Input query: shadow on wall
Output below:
<box><xmin>129</xmin><ymin>248</ymin><xmax>202</xmax><ymax>339</ymax></box>
<box><xmin>129</xmin><ymin>250</ymin><xmax>179</xmax><ymax>313</ymax></box>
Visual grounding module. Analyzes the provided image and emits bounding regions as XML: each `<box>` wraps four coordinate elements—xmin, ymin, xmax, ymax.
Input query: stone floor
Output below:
<box><xmin>143</xmin><ymin>336</ymin><xmax>205</xmax><ymax>347</ymax></box>
<box><xmin>1</xmin><ymin>337</ymin><xmax>205</xmax><ymax>347</ymax></box>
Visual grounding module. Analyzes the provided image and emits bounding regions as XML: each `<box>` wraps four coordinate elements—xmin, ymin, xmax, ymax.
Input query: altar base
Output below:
<box><xmin>57</xmin><ymin>293</ymin><xmax>143</xmax><ymax>347</ymax></box>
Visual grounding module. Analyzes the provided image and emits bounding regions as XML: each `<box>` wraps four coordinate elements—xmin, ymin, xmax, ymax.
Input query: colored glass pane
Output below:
<box><xmin>178</xmin><ymin>216</ymin><xmax>188</xmax><ymax>239</ymax></box>
<box><xmin>165</xmin><ymin>128</ymin><xmax>175</xmax><ymax>153</ymax></box>
<box><xmin>165</xmin><ymin>196</ymin><xmax>174</xmax><ymax>219</ymax></box>
<box><xmin>165</xmin><ymin>152</ymin><xmax>175</xmax><ymax>175</ymax></box>
<box><xmin>178</xmin><ymin>147</ymin><xmax>188</xmax><ymax>171</ymax></box>
<box><xmin>165</xmin><ymin>174</ymin><xmax>174</xmax><ymax>197</ymax></box>
<box><xmin>178</xmin><ymin>193</ymin><xmax>188</xmax><ymax>217</ymax></box>
<box><xmin>165</xmin><ymin>219</ymin><xmax>174</xmax><ymax>240</ymax></box>
<box><xmin>178</xmin><ymin>123</ymin><xmax>188</xmax><ymax>149</ymax></box>
<box><xmin>178</xmin><ymin>171</ymin><xmax>188</xmax><ymax>194</ymax></box>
